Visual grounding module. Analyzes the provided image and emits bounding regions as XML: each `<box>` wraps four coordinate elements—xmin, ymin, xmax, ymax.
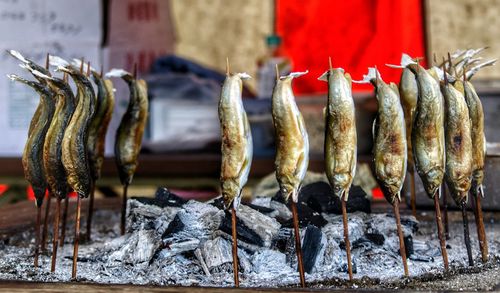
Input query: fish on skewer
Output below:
<box><xmin>399</xmin><ymin>64</ymin><xmax>419</xmax><ymax>217</ymax></box>
<box><xmin>8</xmin><ymin>51</ymin><xmax>55</xmax><ymax>255</ymax></box>
<box><xmin>355</xmin><ymin>67</ymin><xmax>409</xmax><ymax>276</ymax></box>
<box><xmin>73</xmin><ymin>60</ymin><xmax>115</xmax><ymax>242</ymax></box>
<box><xmin>28</xmin><ymin>62</ymin><xmax>77</xmax><ymax>272</ymax></box>
<box><xmin>387</xmin><ymin>54</ymin><xmax>449</xmax><ymax>271</ymax></box>
<box><xmin>6</xmin><ymin>69</ymin><xmax>55</xmax><ymax>269</ymax></box>
<box><xmin>272</xmin><ymin>67</ymin><xmax>309</xmax><ymax>287</ymax></box>
<box><xmin>218</xmin><ymin>60</ymin><xmax>253</xmax><ymax>287</ymax></box>
<box><xmin>440</xmin><ymin>64</ymin><xmax>474</xmax><ymax>266</ymax></box>
<box><xmin>318</xmin><ymin>58</ymin><xmax>356</xmax><ymax>281</ymax></box>
<box><xmin>106</xmin><ymin>66</ymin><xmax>148</xmax><ymax>236</ymax></box>
<box><xmin>456</xmin><ymin>68</ymin><xmax>490</xmax><ymax>263</ymax></box>
<box><xmin>55</xmin><ymin>61</ymin><xmax>96</xmax><ymax>279</ymax></box>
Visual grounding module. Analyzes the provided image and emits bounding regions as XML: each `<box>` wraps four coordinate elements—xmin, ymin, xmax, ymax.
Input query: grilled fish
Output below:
<box><xmin>106</xmin><ymin>69</ymin><xmax>149</xmax><ymax>186</ymax></box>
<box><xmin>219</xmin><ymin>70</ymin><xmax>253</xmax><ymax>209</ymax></box>
<box><xmin>318</xmin><ymin>66</ymin><xmax>356</xmax><ymax>200</ymax></box>
<box><xmin>399</xmin><ymin>68</ymin><xmax>418</xmax><ymax>173</ymax></box>
<box><xmin>58</xmin><ymin>65</ymin><xmax>96</xmax><ymax>197</ymax></box>
<box><xmin>441</xmin><ymin>76</ymin><xmax>473</xmax><ymax>205</ymax></box>
<box><xmin>8</xmin><ymin>75</ymin><xmax>55</xmax><ymax>206</ymax></box>
<box><xmin>272</xmin><ymin>71</ymin><xmax>309</xmax><ymax>202</ymax></box>
<box><xmin>389</xmin><ymin>54</ymin><xmax>445</xmax><ymax>198</ymax></box>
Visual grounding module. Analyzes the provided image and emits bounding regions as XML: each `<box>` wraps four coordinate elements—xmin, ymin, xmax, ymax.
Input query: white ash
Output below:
<box><xmin>0</xmin><ymin>197</ymin><xmax>498</xmax><ymax>290</ymax></box>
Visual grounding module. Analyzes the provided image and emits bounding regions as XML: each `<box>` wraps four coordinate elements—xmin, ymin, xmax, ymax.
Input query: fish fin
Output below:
<box><xmin>386</xmin><ymin>53</ymin><xmax>417</xmax><ymax>69</ymax></box>
<box><xmin>7</xmin><ymin>50</ymin><xmax>29</xmax><ymax>63</ymax></box>
<box><xmin>466</xmin><ymin>59</ymin><xmax>497</xmax><ymax>80</ymax></box>
<box><xmin>72</xmin><ymin>58</ymin><xmax>95</xmax><ymax>73</ymax></box>
<box><xmin>235</xmin><ymin>72</ymin><xmax>251</xmax><ymax>80</ymax></box>
<box><xmin>49</xmin><ymin>55</ymin><xmax>70</xmax><ymax>67</ymax></box>
<box><xmin>105</xmin><ymin>68</ymin><xmax>132</xmax><ymax>78</ymax></box>
<box><xmin>318</xmin><ymin>70</ymin><xmax>329</xmax><ymax>82</ymax></box>
<box><xmin>353</xmin><ymin>67</ymin><xmax>379</xmax><ymax>84</ymax></box>
<box><xmin>279</xmin><ymin>70</ymin><xmax>308</xmax><ymax>80</ymax></box>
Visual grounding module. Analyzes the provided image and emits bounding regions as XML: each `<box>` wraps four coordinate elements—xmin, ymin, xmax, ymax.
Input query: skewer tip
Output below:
<box><xmin>80</xmin><ymin>57</ymin><xmax>84</xmax><ymax>73</ymax></box>
<box><xmin>226</xmin><ymin>57</ymin><xmax>230</xmax><ymax>76</ymax></box>
<box><xmin>328</xmin><ymin>57</ymin><xmax>333</xmax><ymax>70</ymax></box>
<box><xmin>275</xmin><ymin>64</ymin><xmax>280</xmax><ymax>81</ymax></box>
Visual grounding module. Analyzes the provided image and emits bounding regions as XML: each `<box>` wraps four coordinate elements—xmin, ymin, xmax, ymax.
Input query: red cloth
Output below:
<box><xmin>276</xmin><ymin>0</ymin><xmax>426</xmax><ymax>93</ymax></box>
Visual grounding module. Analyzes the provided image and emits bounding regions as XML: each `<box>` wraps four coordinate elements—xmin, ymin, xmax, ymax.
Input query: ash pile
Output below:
<box><xmin>94</xmin><ymin>185</ymin><xmax>437</xmax><ymax>287</ymax></box>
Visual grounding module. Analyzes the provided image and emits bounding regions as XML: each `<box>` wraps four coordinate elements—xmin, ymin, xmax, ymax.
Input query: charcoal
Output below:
<box><xmin>156</xmin><ymin>239</ymin><xmax>200</xmax><ymax>260</ymax></box>
<box><xmin>170</xmin><ymin>201</ymin><xmax>224</xmax><ymax>242</ymax></box>
<box><xmin>155</xmin><ymin>187</ymin><xmax>188</xmax><ymax>207</ymax></box>
<box><xmin>127</xmin><ymin>199</ymin><xmax>178</xmax><ymax>234</ymax></box>
<box><xmin>302</xmin><ymin>225</ymin><xmax>326</xmax><ymax>273</ymax></box>
<box><xmin>219</xmin><ymin>204</ymin><xmax>280</xmax><ymax>248</ymax></box>
<box><xmin>322</xmin><ymin>213</ymin><xmax>365</xmax><ymax>245</ymax></box>
<box><xmin>365</xmin><ymin>232</ymin><xmax>385</xmax><ymax>246</ymax></box>
<box><xmin>162</xmin><ymin>214</ymin><xmax>184</xmax><ymax>238</ymax></box>
<box><xmin>201</xmin><ymin>237</ymin><xmax>232</xmax><ymax>269</ymax></box>
<box><xmin>251</xmin><ymin>197</ymin><xmax>271</xmax><ymax>208</ymax></box>
<box><xmin>404</xmin><ymin>235</ymin><xmax>413</xmax><ymax>256</ymax></box>
<box><xmin>270</xmin><ymin>200</ymin><xmax>292</xmax><ymax>221</ymax></box>
<box><xmin>208</xmin><ymin>196</ymin><xmax>225</xmax><ymax>210</ymax></box>
<box><xmin>281</xmin><ymin>202</ymin><xmax>328</xmax><ymax>228</ymax></box>
<box><xmin>338</xmin><ymin>257</ymin><xmax>357</xmax><ymax>274</ymax></box>
<box><xmin>295</xmin><ymin>182</ymin><xmax>371</xmax><ymax>214</ymax></box>
<box><xmin>244</xmin><ymin>203</ymin><xmax>275</xmax><ymax>214</ymax></box>
<box><xmin>108</xmin><ymin>229</ymin><xmax>160</xmax><ymax>264</ymax></box>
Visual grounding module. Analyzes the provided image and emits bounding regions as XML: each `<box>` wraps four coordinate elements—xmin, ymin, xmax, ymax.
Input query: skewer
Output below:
<box><xmin>291</xmin><ymin>200</ymin><xmax>306</xmax><ymax>287</ymax></box>
<box><xmin>471</xmin><ymin>187</ymin><xmax>488</xmax><ymax>262</ymax></box>
<box><xmin>393</xmin><ymin>197</ymin><xmax>409</xmax><ymax>276</ymax></box>
<box><xmin>59</xmin><ymin>196</ymin><xmax>68</xmax><ymax>246</ymax></box>
<box><xmin>72</xmin><ymin>195</ymin><xmax>82</xmax><ymax>279</ymax></box>
<box><xmin>341</xmin><ymin>195</ymin><xmax>353</xmax><ymax>281</ymax></box>
<box><xmin>34</xmin><ymin>204</ymin><xmax>42</xmax><ymax>267</ymax></box>
<box><xmin>409</xmin><ymin>170</ymin><xmax>417</xmax><ymax>217</ymax></box>
<box><xmin>86</xmin><ymin>182</ymin><xmax>95</xmax><ymax>241</ymax></box>
<box><xmin>231</xmin><ymin>206</ymin><xmax>239</xmax><ymax>287</ymax></box>
<box><xmin>41</xmin><ymin>194</ymin><xmax>51</xmax><ymax>251</ymax></box>
<box><xmin>441</xmin><ymin>184</ymin><xmax>450</xmax><ymax>239</ymax></box>
<box><xmin>50</xmin><ymin>198</ymin><xmax>61</xmax><ymax>272</ymax></box>
<box><xmin>120</xmin><ymin>183</ymin><xmax>129</xmax><ymax>235</ymax></box>
<box><xmin>433</xmin><ymin>190</ymin><xmax>449</xmax><ymax>271</ymax></box>
<box><xmin>461</xmin><ymin>202</ymin><xmax>474</xmax><ymax>266</ymax></box>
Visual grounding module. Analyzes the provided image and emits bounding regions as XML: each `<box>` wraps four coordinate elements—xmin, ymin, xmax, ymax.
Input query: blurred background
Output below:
<box><xmin>0</xmin><ymin>0</ymin><xmax>499</xmax><ymax>209</ymax></box>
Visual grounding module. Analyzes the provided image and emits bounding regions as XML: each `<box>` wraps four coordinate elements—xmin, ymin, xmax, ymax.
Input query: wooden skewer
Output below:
<box><xmin>409</xmin><ymin>170</ymin><xmax>417</xmax><ymax>217</ymax></box>
<box><xmin>59</xmin><ymin>196</ymin><xmax>69</xmax><ymax>246</ymax></box>
<box><xmin>72</xmin><ymin>195</ymin><xmax>82</xmax><ymax>280</ymax></box>
<box><xmin>120</xmin><ymin>184</ymin><xmax>129</xmax><ymax>235</ymax></box>
<box><xmin>471</xmin><ymin>186</ymin><xmax>488</xmax><ymax>263</ymax></box>
<box><xmin>34</xmin><ymin>204</ymin><xmax>42</xmax><ymax>267</ymax></box>
<box><xmin>341</xmin><ymin>195</ymin><xmax>353</xmax><ymax>281</ymax></box>
<box><xmin>291</xmin><ymin>200</ymin><xmax>306</xmax><ymax>288</ymax></box>
<box><xmin>461</xmin><ymin>202</ymin><xmax>474</xmax><ymax>266</ymax></box>
<box><xmin>231</xmin><ymin>206</ymin><xmax>239</xmax><ymax>287</ymax></box>
<box><xmin>50</xmin><ymin>198</ymin><xmax>61</xmax><ymax>272</ymax></box>
<box><xmin>433</xmin><ymin>191</ymin><xmax>449</xmax><ymax>271</ymax></box>
<box><xmin>41</xmin><ymin>194</ymin><xmax>51</xmax><ymax>252</ymax></box>
<box><xmin>442</xmin><ymin>183</ymin><xmax>450</xmax><ymax>240</ymax></box>
<box><xmin>86</xmin><ymin>182</ymin><xmax>96</xmax><ymax>241</ymax></box>
<box><xmin>393</xmin><ymin>197</ymin><xmax>409</xmax><ymax>277</ymax></box>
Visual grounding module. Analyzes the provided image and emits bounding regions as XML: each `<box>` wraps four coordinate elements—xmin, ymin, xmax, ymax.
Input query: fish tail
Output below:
<box><xmin>279</xmin><ymin>70</ymin><xmax>308</xmax><ymax>80</ymax></box>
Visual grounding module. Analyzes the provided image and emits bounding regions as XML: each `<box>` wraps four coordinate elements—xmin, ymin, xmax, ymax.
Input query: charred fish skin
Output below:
<box><xmin>460</xmin><ymin>81</ymin><xmax>485</xmax><ymax>195</ymax></box>
<box><xmin>219</xmin><ymin>72</ymin><xmax>253</xmax><ymax>209</ymax></box>
<box><xmin>107</xmin><ymin>70</ymin><xmax>149</xmax><ymax>186</ymax></box>
<box><xmin>87</xmin><ymin>71</ymin><xmax>115</xmax><ymax>181</ymax></box>
<box><xmin>441</xmin><ymin>80</ymin><xmax>473</xmax><ymax>205</ymax></box>
<box><xmin>60</xmin><ymin>66</ymin><xmax>96</xmax><ymax>198</ymax></box>
<box><xmin>8</xmin><ymin>75</ymin><xmax>55</xmax><ymax>206</ymax></box>
<box><xmin>29</xmin><ymin>68</ymin><xmax>76</xmax><ymax>199</ymax></box>
<box><xmin>272</xmin><ymin>71</ymin><xmax>309</xmax><ymax>202</ymax></box>
<box><xmin>399</xmin><ymin>68</ymin><xmax>418</xmax><ymax>172</ymax></box>
<box><xmin>319</xmin><ymin>68</ymin><xmax>356</xmax><ymax>199</ymax></box>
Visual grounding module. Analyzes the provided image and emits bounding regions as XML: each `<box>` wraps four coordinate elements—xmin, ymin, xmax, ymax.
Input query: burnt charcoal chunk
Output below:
<box><xmin>403</xmin><ymin>235</ymin><xmax>413</xmax><ymax>256</ymax></box>
<box><xmin>245</xmin><ymin>203</ymin><xmax>275</xmax><ymax>214</ymax></box>
<box><xmin>209</xmin><ymin>197</ymin><xmax>225</xmax><ymax>210</ymax></box>
<box><xmin>281</xmin><ymin>202</ymin><xmax>328</xmax><ymax>228</ymax></box>
<box><xmin>155</xmin><ymin>187</ymin><xmax>187</xmax><ymax>207</ymax></box>
<box><xmin>366</xmin><ymin>233</ymin><xmax>385</xmax><ymax>245</ymax></box>
<box><xmin>401</xmin><ymin>217</ymin><xmax>419</xmax><ymax>233</ymax></box>
<box><xmin>295</xmin><ymin>182</ymin><xmax>371</xmax><ymax>214</ymax></box>
<box><xmin>338</xmin><ymin>258</ymin><xmax>357</xmax><ymax>274</ymax></box>
<box><xmin>162</xmin><ymin>214</ymin><xmax>184</xmax><ymax>238</ymax></box>
<box><xmin>219</xmin><ymin>211</ymin><xmax>264</xmax><ymax>246</ymax></box>
<box><xmin>302</xmin><ymin>225</ymin><xmax>323</xmax><ymax>273</ymax></box>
